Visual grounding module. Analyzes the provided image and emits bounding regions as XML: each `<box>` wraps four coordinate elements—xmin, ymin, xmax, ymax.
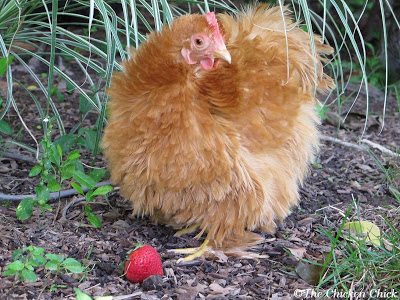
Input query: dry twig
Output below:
<box><xmin>0</xmin><ymin>180</ymin><xmax>112</xmax><ymax>202</ymax></box>
<box><xmin>321</xmin><ymin>135</ymin><xmax>399</xmax><ymax>158</ymax></box>
<box><xmin>1</xmin><ymin>151</ymin><xmax>37</xmax><ymax>164</ymax></box>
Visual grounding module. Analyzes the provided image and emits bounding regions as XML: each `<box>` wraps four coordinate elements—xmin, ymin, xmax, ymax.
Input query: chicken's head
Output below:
<box><xmin>180</xmin><ymin>12</ymin><xmax>231</xmax><ymax>70</ymax></box>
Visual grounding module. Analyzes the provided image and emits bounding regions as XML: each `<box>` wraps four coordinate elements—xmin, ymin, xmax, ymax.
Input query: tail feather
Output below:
<box><xmin>219</xmin><ymin>4</ymin><xmax>335</xmax><ymax>93</ymax></box>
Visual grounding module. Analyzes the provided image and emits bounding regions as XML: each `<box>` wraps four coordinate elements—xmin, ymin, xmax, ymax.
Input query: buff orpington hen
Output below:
<box><xmin>102</xmin><ymin>5</ymin><xmax>333</xmax><ymax>261</ymax></box>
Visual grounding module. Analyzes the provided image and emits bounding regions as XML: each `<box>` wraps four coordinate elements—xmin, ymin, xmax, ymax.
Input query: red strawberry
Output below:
<box><xmin>124</xmin><ymin>244</ymin><xmax>163</xmax><ymax>283</ymax></box>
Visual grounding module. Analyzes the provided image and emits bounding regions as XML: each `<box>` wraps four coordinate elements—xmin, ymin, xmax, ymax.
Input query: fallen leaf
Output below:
<box><xmin>357</xmin><ymin>164</ymin><xmax>373</xmax><ymax>172</ymax></box>
<box><xmin>343</xmin><ymin>220</ymin><xmax>381</xmax><ymax>246</ymax></box>
<box><xmin>103</xmin><ymin>209</ymin><xmax>122</xmax><ymax>221</ymax></box>
<box><xmin>178</xmin><ymin>283</ymin><xmax>207</xmax><ymax>300</ymax></box>
<box><xmin>207</xmin><ymin>283</ymin><xmax>238</xmax><ymax>298</ymax></box>
<box><xmin>214</xmin><ymin>279</ymin><xmax>226</xmax><ymax>286</ymax></box>
<box><xmin>77</xmin><ymin>281</ymin><xmax>92</xmax><ymax>290</ymax></box>
<box><xmin>295</xmin><ymin>261</ymin><xmax>323</xmax><ymax>286</ymax></box>
<box><xmin>287</xmin><ymin>247</ymin><xmax>307</xmax><ymax>260</ymax></box>
<box><xmin>27</xmin><ymin>85</ymin><xmax>38</xmax><ymax>91</ymax></box>
<box><xmin>351</xmin><ymin>181</ymin><xmax>362</xmax><ymax>189</ymax></box>
<box><xmin>297</xmin><ymin>217</ymin><xmax>315</xmax><ymax>226</ymax></box>
<box><xmin>209</xmin><ymin>283</ymin><xmax>228</xmax><ymax>295</ymax></box>
<box><xmin>111</xmin><ymin>220</ymin><xmax>130</xmax><ymax>230</ymax></box>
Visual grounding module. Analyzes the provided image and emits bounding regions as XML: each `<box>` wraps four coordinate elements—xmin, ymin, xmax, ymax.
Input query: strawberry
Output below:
<box><xmin>124</xmin><ymin>244</ymin><xmax>163</xmax><ymax>283</ymax></box>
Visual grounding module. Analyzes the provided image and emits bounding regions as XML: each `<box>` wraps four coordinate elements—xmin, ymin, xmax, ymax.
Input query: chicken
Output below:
<box><xmin>102</xmin><ymin>5</ymin><xmax>333</xmax><ymax>260</ymax></box>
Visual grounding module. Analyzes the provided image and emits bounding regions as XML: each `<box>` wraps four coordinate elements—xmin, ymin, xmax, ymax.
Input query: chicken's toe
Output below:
<box><xmin>173</xmin><ymin>224</ymin><xmax>200</xmax><ymax>237</ymax></box>
<box><xmin>168</xmin><ymin>239</ymin><xmax>210</xmax><ymax>262</ymax></box>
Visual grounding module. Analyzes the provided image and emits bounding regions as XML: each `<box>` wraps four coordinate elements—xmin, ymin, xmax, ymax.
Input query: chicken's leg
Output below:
<box><xmin>170</xmin><ymin>239</ymin><xmax>210</xmax><ymax>263</ymax></box>
<box><xmin>174</xmin><ymin>224</ymin><xmax>200</xmax><ymax>237</ymax></box>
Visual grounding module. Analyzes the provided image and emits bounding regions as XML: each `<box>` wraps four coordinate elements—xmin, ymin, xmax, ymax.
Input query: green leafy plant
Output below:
<box><xmin>16</xmin><ymin>119</ymin><xmax>113</xmax><ymax>227</ymax></box>
<box><xmin>74</xmin><ymin>288</ymin><xmax>93</xmax><ymax>300</ymax></box>
<box><xmin>16</xmin><ymin>119</ymin><xmax>62</xmax><ymax>221</ymax></box>
<box><xmin>2</xmin><ymin>246</ymin><xmax>84</xmax><ymax>282</ymax></box>
<box><xmin>71</xmin><ymin>167</ymin><xmax>113</xmax><ymax>228</ymax></box>
<box><xmin>74</xmin><ymin>287</ymin><xmax>123</xmax><ymax>300</ymax></box>
<box><xmin>0</xmin><ymin>117</ymin><xmax>13</xmax><ymax>135</ymax></box>
<box><xmin>50</xmin><ymin>85</ymin><xmax>65</xmax><ymax>102</ymax></box>
<box><xmin>316</xmin><ymin>102</ymin><xmax>329</xmax><ymax>120</ymax></box>
<box><xmin>49</xmin><ymin>283</ymin><xmax>68</xmax><ymax>293</ymax></box>
<box><xmin>0</xmin><ymin>55</ymin><xmax>13</xmax><ymax>76</ymax></box>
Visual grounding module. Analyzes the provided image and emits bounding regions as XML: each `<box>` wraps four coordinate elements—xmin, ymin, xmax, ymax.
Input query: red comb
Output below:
<box><xmin>205</xmin><ymin>12</ymin><xmax>225</xmax><ymax>47</ymax></box>
<box><xmin>205</xmin><ymin>12</ymin><xmax>219</xmax><ymax>32</ymax></box>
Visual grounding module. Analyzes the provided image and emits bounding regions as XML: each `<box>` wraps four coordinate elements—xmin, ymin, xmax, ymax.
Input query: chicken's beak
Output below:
<box><xmin>213</xmin><ymin>47</ymin><xmax>231</xmax><ymax>64</ymax></box>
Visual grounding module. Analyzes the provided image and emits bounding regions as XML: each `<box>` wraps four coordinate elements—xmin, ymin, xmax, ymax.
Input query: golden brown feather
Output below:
<box><xmin>102</xmin><ymin>5</ymin><xmax>334</xmax><ymax>251</ymax></box>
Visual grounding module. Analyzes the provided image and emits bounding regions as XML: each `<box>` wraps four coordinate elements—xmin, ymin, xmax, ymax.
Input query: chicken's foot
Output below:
<box><xmin>169</xmin><ymin>239</ymin><xmax>210</xmax><ymax>263</ymax></box>
<box><xmin>174</xmin><ymin>224</ymin><xmax>200</xmax><ymax>237</ymax></box>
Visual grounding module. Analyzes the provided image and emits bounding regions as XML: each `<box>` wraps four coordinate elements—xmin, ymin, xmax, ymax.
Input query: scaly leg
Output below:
<box><xmin>174</xmin><ymin>224</ymin><xmax>200</xmax><ymax>237</ymax></box>
<box><xmin>169</xmin><ymin>239</ymin><xmax>210</xmax><ymax>262</ymax></box>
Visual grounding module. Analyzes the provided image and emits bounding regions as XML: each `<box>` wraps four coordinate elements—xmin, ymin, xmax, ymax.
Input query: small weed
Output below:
<box><xmin>74</xmin><ymin>288</ymin><xmax>93</xmax><ymax>300</ymax></box>
<box><xmin>0</xmin><ymin>55</ymin><xmax>14</xmax><ymax>76</ymax></box>
<box><xmin>316</xmin><ymin>102</ymin><xmax>329</xmax><ymax>120</ymax></box>
<box><xmin>50</xmin><ymin>85</ymin><xmax>65</xmax><ymax>102</ymax></box>
<box><xmin>49</xmin><ymin>284</ymin><xmax>67</xmax><ymax>293</ymax></box>
<box><xmin>2</xmin><ymin>246</ymin><xmax>84</xmax><ymax>282</ymax></box>
<box><xmin>0</xmin><ymin>118</ymin><xmax>13</xmax><ymax>135</ymax></box>
<box><xmin>16</xmin><ymin>118</ymin><xmax>113</xmax><ymax>228</ymax></box>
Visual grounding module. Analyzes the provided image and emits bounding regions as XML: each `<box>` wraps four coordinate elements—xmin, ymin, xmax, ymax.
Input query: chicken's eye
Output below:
<box><xmin>195</xmin><ymin>38</ymin><xmax>204</xmax><ymax>46</ymax></box>
<box><xmin>191</xmin><ymin>35</ymin><xmax>209</xmax><ymax>50</ymax></box>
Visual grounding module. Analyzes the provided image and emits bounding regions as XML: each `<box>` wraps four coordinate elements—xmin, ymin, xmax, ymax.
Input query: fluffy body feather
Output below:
<box><xmin>102</xmin><ymin>5</ymin><xmax>333</xmax><ymax>249</ymax></box>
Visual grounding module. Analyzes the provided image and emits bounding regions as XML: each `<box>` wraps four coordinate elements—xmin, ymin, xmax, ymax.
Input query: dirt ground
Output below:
<box><xmin>0</xmin><ymin>62</ymin><xmax>399</xmax><ymax>299</ymax></box>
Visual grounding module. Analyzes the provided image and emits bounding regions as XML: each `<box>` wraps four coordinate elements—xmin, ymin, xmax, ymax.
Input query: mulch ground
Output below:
<box><xmin>0</xmin><ymin>60</ymin><xmax>399</xmax><ymax>300</ymax></box>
